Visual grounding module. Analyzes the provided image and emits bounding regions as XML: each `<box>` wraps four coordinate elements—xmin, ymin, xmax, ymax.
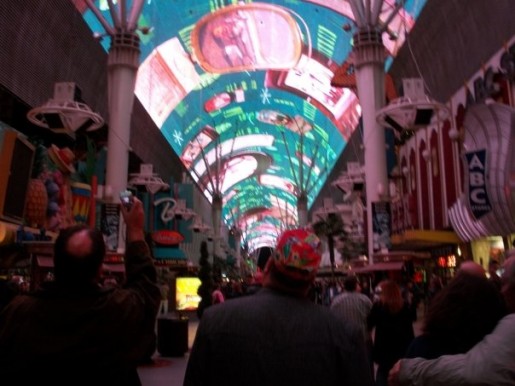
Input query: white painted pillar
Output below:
<box><xmin>105</xmin><ymin>33</ymin><xmax>140</xmax><ymax>254</ymax></box>
<box><xmin>105</xmin><ymin>32</ymin><xmax>140</xmax><ymax>201</ymax></box>
<box><xmin>84</xmin><ymin>1</ymin><xmax>144</xmax><ymax>253</ymax></box>
<box><xmin>353</xmin><ymin>29</ymin><xmax>389</xmax><ymax>264</ymax></box>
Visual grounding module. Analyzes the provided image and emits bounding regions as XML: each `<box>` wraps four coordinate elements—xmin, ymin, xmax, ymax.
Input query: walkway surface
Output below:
<box><xmin>138</xmin><ymin>306</ymin><xmax>425</xmax><ymax>386</ymax></box>
<box><xmin>138</xmin><ymin>312</ymin><xmax>198</xmax><ymax>386</ymax></box>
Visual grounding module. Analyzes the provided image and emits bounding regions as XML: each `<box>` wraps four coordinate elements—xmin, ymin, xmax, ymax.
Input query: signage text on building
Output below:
<box><xmin>464</xmin><ymin>149</ymin><xmax>492</xmax><ymax>219</ymax></box>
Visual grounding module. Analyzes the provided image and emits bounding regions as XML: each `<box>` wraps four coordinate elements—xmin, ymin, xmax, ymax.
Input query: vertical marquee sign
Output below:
<box><xmin>464</xmin><ymin>149</ymin><xmax>492</xmax><ymax>219</ymax></box>
<box><xmin>101</xmin><ymin>203</ymin><xmax>121</xmax><ymax>251</ymax></box>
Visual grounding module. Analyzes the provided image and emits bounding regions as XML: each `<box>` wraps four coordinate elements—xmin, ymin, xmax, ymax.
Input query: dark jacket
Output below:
<box><xmin>184</xmin><ymin>287</ymin><xmax>374</xmax><ymax>386</ymax></box>
<box><xmin>0</xmin><ymin>241</ymin><xmax>160</xmax><ymax>386</ymax></box>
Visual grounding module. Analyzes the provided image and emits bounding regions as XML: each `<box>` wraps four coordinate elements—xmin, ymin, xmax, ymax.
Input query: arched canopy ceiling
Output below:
<box><xmin>79</xmin><ymin>0</ymin><xmax>426</xmax><ymax>252</ymax></box>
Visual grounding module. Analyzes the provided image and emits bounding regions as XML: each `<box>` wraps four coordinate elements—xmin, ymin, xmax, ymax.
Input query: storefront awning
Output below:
<box><xmin>391</xmin><ymin>229</ymin><xmax>461</xmax><ymax>248</ymax></box>
<box><xmin>37</xmin><ymin>256</ymin><xmax>54</xmax><ymax>268</ymax></box>
<box><xmin>102</xmin><ymin>263</ymin><xmax>125</xmax><ymax>273</ymax></box>
<box><xmin>373</xmin><ymin>250</ymin><xmax>431</xmax><ymax>260</ymax></box>
<box><xmin>350</xmin><ymin>261</ymin><xmax>404</xmax><ymax>273</ymax></box>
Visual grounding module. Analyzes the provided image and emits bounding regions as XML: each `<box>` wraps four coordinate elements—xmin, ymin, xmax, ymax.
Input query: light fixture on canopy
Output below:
<box><xmin>27</xmin><ymin>82</ymin><xmax>104</xmax><ymax>139</ymax></box>
<box><xmin>376</xmin><ymin>78</ymin><xmax>450</xmax><ymax>132</ymax></box>
<box><xmin>128</xmin><ymin>164</ymin><xmax>169</xmax><ymax>194</ymax></box>
<box><xmin>169</xmin><ymin>199</ymin><xmax>196</xmax><ymax>221</ymax></box>
<box><xmin>332</xmin><ymin>161</ymin><xmax>365</xmax><ymax>202</ymax></box>
<box><xmin>189</xmin><ymin>215</ymin><xmax>212</xmax><ymax>233</ymax></box>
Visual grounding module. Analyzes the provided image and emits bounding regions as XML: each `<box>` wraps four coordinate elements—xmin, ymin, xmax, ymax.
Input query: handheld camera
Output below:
<box><xmin>119</xmin><ymin>190</ymin><xmax>134</xmax><ymax>210</ymax></box>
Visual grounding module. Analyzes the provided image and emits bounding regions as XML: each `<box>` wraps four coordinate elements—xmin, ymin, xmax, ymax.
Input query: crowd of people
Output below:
<box><xmin>1</xmin><ymin>200</ymin><xmax>514</xmax><ymax>386</ymax></box>
<box><xmin>193</xmin><ymin>241</ymin><xmax>514</xmax><ymax>386</ymax></box>
<box><xmin>388</xmin><ymin>254</ymin><xmax>515</xmax><ymax>385</ymax></box>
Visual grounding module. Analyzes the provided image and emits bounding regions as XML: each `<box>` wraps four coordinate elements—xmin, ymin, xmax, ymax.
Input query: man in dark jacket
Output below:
<box><xmin>184</xmin><ymin>228</ymin><xmax>374</xmax><ymax>386</ymax></box>
<box><xmin>0</xmin><ymin>197</ymin><xmax>160</xmax><ymax>385</ymax></box>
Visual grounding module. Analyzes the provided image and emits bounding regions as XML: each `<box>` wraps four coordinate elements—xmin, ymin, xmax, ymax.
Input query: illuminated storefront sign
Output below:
<box><xmin>152</xmin><ymin>230</ymin><xmax>184</xmax><ymax>246</ymax></box>
<box><xmin>437</xmin><ymin>255</ymin><xmax>457</xmax><ymax>268</ymax></box>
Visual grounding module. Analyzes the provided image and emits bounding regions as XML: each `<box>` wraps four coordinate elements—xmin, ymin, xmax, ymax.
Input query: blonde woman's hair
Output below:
<box><xmin>379</xmin><ymin>280</ymin><xmax>404</xmax><ymax>313</ymax></box>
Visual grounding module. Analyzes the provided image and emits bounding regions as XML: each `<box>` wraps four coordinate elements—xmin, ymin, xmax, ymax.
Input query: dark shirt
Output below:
<box><xmin>368</xmin><ymin>302</ymin><xmax>415</xmax><ymax>368</ymax></box>
<box><xmin>184</xmin><ymin>287</ymin><xmax>374</xmax><ymax>386</ymax></box>
<box><xmin>0</xmin><ymin>240</ymin><xmax>160</xmax><ymax>386</ymax></box>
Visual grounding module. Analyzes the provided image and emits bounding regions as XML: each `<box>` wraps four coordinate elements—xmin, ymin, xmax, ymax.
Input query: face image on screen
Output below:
<box><xmin>176</xmin><ymin>277</ymin><xmax>202</xmax><ymax>311</ymax></box>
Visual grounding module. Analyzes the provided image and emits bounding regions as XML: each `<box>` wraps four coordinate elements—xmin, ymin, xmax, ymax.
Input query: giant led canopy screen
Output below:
<box><xmin>79</xmin><ymin>0</ymin><xmax>427</xmax><ymax>248</ymax></box>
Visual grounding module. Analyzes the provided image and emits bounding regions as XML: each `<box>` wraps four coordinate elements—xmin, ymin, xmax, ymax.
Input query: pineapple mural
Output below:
<box><xmin>24</xmin><ymin>142</ymin><xmax>49</xmax><ymax>228</ymax></box>
<box><xmin>46</xmin><ymin>144</ymin><xmax>76</xmax><ymax>230</ymax></box>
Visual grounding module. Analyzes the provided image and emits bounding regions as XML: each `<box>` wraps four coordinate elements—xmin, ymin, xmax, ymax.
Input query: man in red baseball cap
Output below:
<box><xmin>184</xmin><ymin>228</ymin><xmax>374</xmax><ymax>386</ymax></box>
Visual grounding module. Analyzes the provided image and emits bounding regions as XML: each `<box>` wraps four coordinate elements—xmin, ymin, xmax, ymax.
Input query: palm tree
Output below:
<box><xmin>312</xmin><ymin>212</ymin><xmax>346</xmax><ymax>280</ymax></box>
